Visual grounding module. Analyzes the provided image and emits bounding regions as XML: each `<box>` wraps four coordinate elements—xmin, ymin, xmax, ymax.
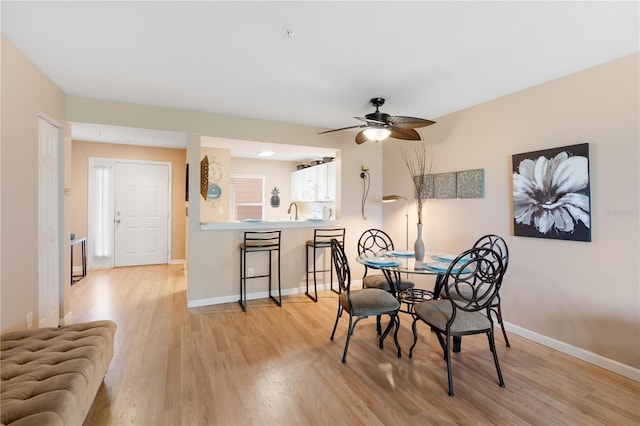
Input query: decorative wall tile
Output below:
<box><xmin>422</xmin><ymin>174</ymin><xmax>434</xmax><ymax>199</ymax></box>
<box><xmin>457</xmin><ymin>168</ymin><xmax>485</xmax><ymax>198</ymax></box>
<box><xmin>435</xmin><ymin>172</ymin><xmax>457</xmax><ymax>199</ymax></box>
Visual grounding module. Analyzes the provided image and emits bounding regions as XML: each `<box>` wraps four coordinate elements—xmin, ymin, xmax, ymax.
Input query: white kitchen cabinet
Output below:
<box><xmin>316</xmin><ymin>162</ymin><xmax>336</xmax><ymax>201</ymax></box>
<box><xmin>292</xmin><ymin>162</ymin><xmax>336</xmax><ymax>202</ymax></box>
<box><xmin>291</xmin><ymin>167</ymin><xmax>317</xmax><ymax>202</ymax></box>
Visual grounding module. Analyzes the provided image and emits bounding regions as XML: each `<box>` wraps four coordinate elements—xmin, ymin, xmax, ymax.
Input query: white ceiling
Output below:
<box><xmin>2</xmin><ymin>1</ymin><xmax>638</xmax><ymax>159</ymax></box>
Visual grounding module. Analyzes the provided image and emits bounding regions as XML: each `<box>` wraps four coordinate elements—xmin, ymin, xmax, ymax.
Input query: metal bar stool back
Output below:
<box><xmin>239</xmin><ymin>230</ymin><xmax>282</xmax><ymax>311</ymax></box>
<box><xmin>305</xmin><ymin>228</ymin><xmax>345</xmax><ymax>301</ymax></box>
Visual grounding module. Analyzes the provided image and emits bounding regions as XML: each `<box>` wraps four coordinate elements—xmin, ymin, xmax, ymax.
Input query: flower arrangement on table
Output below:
<box><xmin>402</xmin><ymin>141</ymin><xmax>432</xmax><ymax>262</ymax></box>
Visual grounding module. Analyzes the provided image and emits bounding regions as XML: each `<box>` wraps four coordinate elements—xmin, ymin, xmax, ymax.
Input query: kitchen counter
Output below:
<box><xmin>200</xmin><ymin>219</ymin><xmax>341</xmax><ymax>230</ymax></box>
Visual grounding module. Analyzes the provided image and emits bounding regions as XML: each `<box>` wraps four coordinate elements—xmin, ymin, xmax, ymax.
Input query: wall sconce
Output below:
<box><xmin>361</xmin><ymin>166</ymin><xmax>370</xmax><ymax>220</ymax></box>
<box><xmin>382</xmin><ymin>194</ymin><xmax>409</xmax><ymax>250</ymax></box>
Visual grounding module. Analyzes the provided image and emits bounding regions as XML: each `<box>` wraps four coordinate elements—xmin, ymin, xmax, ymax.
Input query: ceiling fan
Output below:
<box><xmin>318</xmin><ymin>97</ymin><xmax>436</xmax><ymax>144</ymax></box>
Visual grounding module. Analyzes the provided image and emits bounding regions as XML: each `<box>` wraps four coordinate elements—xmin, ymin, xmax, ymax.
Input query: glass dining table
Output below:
<box><xmin>356</xmin><ymin>251</ymin><xmax>453</xmax><ymax>315</ymax></box>
<box><xmin>357</xmin><ymin>251</ymin><xmax>470</xmax><ymax>353</ymax></box>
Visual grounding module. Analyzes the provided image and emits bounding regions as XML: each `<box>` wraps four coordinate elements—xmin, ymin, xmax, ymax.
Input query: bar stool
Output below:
<box><xmin>305</xmin><ymin>228</ymin><xmax>345</xmax><ymax>302</ymax></box>
<box><xmin>239</xmin><ymin>230</ymin><xmax>282</xmax><ymax>312</ymax></box>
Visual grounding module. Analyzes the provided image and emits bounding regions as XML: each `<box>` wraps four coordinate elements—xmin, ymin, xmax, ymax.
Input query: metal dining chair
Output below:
<box><xmin>409</xmin><ymin>247</ymin><xmax>506</xmax><ymax>396</ymax></box>
<box><xmin>473</xmin><ymin>234</ymin><xmax>510</xmax><ymax>347</ymax></box>
<box><xmin>329</xmin><ymin>238</ymin><xmax>401</xmax><ymax>363</ymax></box>
<box><xmin>357</xmin><ymin>228</ymin><xmax>415</xmax><ymax>292</ymax></box>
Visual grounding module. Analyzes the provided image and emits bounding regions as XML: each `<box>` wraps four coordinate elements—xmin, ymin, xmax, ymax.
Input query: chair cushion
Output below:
<box><xmin>340</xmin><ymin>289</ymin><xmax>400</xmax><ymax>315</ymax></box>
<box><xmin>414</xmin><ymin>300</ymin><xmax>491</xmax><ymax>333</ymax></box>
<box><xmin>363</xmin><ymin>275</ymin><xmax>415</xmax><ymax>291</ymax></box>
<box><xmin>362</xmin><ymin>275</ymin><xmax>390</xmax><ymax>291</ymax></box>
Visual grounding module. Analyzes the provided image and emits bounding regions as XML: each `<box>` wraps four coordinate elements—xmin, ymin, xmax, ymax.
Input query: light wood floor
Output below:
<box><xmin>74</xmin><ymin>264</ymin><xmax>639</xmax><ymax>426</ymax></box>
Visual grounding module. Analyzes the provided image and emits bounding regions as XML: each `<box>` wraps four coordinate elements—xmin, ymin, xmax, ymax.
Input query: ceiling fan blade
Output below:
<box><xmin>355</xmin><ymin>130</ymin><xmax>369</xmax><ymax>144</ymax></box>
<box><xmin>389</xmin><ymin>127</ymin><xmax>422</xmax><ymax>140</ymax></box>
<box><xmin>388</xmin><ymin>116</ymin><xmax>436</xmax><ymax>129</ymax></box>
<box><xmin>354</xmin><ymin>116</ymin><xmax>387</xmax><ymax>126</ymax></box>
<box><xmin>318</xmin><ymin>124</ymin><xmax>365</xmax><ymax>135</ymax></box>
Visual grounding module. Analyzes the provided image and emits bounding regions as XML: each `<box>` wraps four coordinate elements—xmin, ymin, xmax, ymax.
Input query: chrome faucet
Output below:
<box><xmin>287</xmin><ymin>202</ymin><xmax>298</xmax><ymax>220</ymax></box>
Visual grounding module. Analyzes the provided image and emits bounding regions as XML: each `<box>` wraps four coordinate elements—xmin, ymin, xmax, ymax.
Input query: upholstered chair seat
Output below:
<box><xmin>340</xmin><ymin>288</ymin><xmax>400</xmax><ymax>315</ymax></box>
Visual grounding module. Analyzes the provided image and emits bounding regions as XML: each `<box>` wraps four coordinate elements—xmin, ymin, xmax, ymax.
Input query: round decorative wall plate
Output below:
<box><xmin>207</xmin><ymin>183</ymin><xmax>222</xmax><ymax>200</ymax></box>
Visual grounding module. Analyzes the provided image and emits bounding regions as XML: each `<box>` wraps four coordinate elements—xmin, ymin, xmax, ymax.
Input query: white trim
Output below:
<box><xmin>171</xmin><ymin>259</ymin><xmax>185</xmax><ymax>265</ymax></box>
<box><xmin>186</xmin><ymin>281</ymin><xmax>639</xmax><ymax>382</ymax></box>
<box><xmin>505</xmin><ymin>322</ymin><xmax>640</xmax><ymax>382</ymax></box>
<box><xmin>59</xmin><ymin>311</ymin><xmax>73</xmax><ymax>327</ymax></box>
<box><xmin>186</xmin><ymin>280</ymin><xmax>363</xmax><ymax>309</ymax></box>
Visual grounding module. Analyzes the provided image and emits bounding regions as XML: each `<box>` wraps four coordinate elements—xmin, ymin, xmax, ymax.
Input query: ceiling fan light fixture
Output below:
<box><xmin>363</xmin><ymin>127</ymin><xmax>391</xmax><ymax>142</ymax></box>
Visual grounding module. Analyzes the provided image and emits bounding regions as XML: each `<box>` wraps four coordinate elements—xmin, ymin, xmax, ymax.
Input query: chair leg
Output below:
<box><xmin>488</xmin><ymin>330</ymin><xmax>505</xmax><ymax>388</ymax></box>
<box><xmin>377</xmin><ymin>314</ymin><xmax>401</xmax><ymax>358</ymax></box>
<box><xmin>312</xmin><ymin>248</ymin><xmax>318</xmax><ymax>301</ymax></box>
<box><xmin>409</xmin><ymin>316</ymin><xmax>419</xmax><ymax>358</ymax></box>
<box><xmin>330</xmin><ymin>304</ymin><xmax>343</xmax><ymax>341</ymax></box>
<box><xmin>269</xmin><ymin>249</ymin><xmax>282</xmax><ymax>307</ymax></box>
<box><xmin>433</xmin><ymin>329</ymin><xmax>447</xmax><ymax>358</ymax></box>
<box><xmin>239</xmin><ymin>249</ymin><xmax>247</xmax><ymax>312</ymax></box>
<box><xmin>393</xmin><ymin>314</ymin><xmax>401</xmax><ymax>358</ymax></box>
<box><xmin>496</xmin><ymin>302</ymin><xmax>510</xmax><ymax>348</ymax></box>
<box><xmin>341</xmin><ymin>314</ymin><xmax>355</xmax><ymax>363</ymax></box>
<box><xmin>305</xmin><ymin>245</ymin><xmax>317</xmax><ymax>302</ymax></box>
<box><xmin>276</xmin><ymin>248</ymin><xmax>282</xmax><ymax>305</ymax></box>
<box><xmin>379</xmin><ymin>316</ymin><xmax>393</xmax><ymax>349</ymax></box>
<box><xmin>376</xmin><ymin>315</ymin><xmax>382</xmax><ymax>335</ymax></box>
<box><xmin>445</xmin><ymin>333</ymin><xmax>454</xmax><ymax>397</ymax></box>
<box><xmin>268</xmin><ymin>251</ymin><xmax>272</xmax><ymax>298</ymax></box>
<box><xmin>453</xmin><ymin>336</ymin><xmax>462</xmax><ymax>353</ymax></box>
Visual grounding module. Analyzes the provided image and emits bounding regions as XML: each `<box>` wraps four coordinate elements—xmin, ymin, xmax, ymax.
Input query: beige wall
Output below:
<box><xmin>71</xmin><ymin>141</ymin><xmax>187</xmax><ymax>263</ymax></box>
<box><xmin>6</xmin><ymin>30</ymin><xmax>635</xmax><ymax>376</ymax></box>
<box><xmin>65</xmin><ymin>97</ymin><xmax>384</xmax><ymax>304</ymax></box>
<box><xmin>383</xmin><ymin>53</ymin><xmax>640</xmax><ymax>371</ymax></box>
<box><xmin>1</xmin><ymin>36</ymin><xmax>69</xmax><ymax>332</ymax></box>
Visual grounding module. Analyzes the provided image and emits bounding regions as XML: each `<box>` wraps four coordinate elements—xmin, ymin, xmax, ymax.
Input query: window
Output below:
<box><xmin>230</xmin><ymin>175</ymin><xmax>264</xmax><ymax>221</ymax></box>
<box><xmin>88</xmin><ymin>157</ymin><xmax>115</xmax><ymax>269</ymax></box>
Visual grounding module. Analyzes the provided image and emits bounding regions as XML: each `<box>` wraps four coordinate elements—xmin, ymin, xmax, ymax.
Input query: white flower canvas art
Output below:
<box><xmin>512</xmin><ymin>143</ymin><xmax>591</xmax><ymax>242</ymax></box>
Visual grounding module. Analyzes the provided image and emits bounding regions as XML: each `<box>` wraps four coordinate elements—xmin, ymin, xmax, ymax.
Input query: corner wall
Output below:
<box><xmin>1</xmin><ymin>36</ymin><xmax>68</xmax><ymax>331</ymax></box>
<box><xmin>383</xmin><ymin>53</ymin><xmax>640</xmax><ymax>373</ymax></box>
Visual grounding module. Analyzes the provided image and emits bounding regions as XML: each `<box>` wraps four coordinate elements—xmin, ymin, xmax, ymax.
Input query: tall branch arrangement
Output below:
<box><xmin>402</xmin><ymin>141</ymin><xmax>432</xmax><ymax>224</ymax></box>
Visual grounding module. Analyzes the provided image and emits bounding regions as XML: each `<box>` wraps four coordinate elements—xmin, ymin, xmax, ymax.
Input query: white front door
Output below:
<box><xmin>38</xmin><ymin>117</ymin><xmax>60</xmax><ymax>327</ymax></box>
<box><xmin>114</xmin><ymin>162</ymin><xmax>170</xmax><ymax>267</ymax></box>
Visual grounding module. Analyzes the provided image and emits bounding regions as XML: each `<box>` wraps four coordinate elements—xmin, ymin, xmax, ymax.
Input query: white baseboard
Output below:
<box><xmin>187</xmin><ymin>280</ymin><xmax>363</xmax><ymax>309</ymax></box>
<box><xmin>59</xmin><ymin>311</ymin><xmax>73</xmax><ymax>326</ymax></box>
<box><xmin>74</xmin><ymin>260</ymin><xmax>185</xmax><ymax>273</ymax></box>
<box><xmin>186</xmin><ymin>282</ymin><xmax>637</xmax><ymax>382</ymax></box>
<box><xmin>505</xmin><ymin>322</ymin><xmax>639</xmax><ymax>382</ymax></box>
